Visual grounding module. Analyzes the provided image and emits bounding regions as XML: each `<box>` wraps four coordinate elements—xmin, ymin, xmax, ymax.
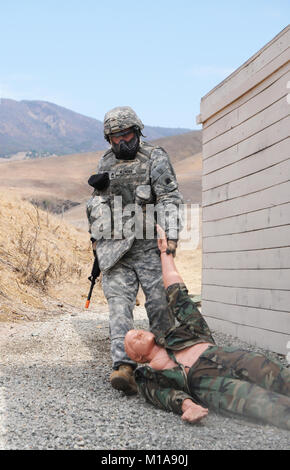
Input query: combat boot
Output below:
<box><xmin>110</xmin><ymin>364</ymin><xmax>137</xmax><ymax>395</ymax></box>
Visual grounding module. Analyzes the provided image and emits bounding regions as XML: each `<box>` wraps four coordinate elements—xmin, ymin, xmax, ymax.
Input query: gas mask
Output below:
<box><xmin>110</xmin><ymin>127</ymin><xmax>140</xmax><ymax>160</ymax></box>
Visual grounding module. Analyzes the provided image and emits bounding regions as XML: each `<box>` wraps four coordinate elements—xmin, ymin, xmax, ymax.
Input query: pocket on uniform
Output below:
<box><xmin>135</xmin><ymin>185</ymin><xmax>153</xmax><ymax>204</ymax></box>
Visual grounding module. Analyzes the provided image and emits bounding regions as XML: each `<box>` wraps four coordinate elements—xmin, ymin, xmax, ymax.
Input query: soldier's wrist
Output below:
<box><xmin>160</xmin><ymin>249</ymin><xmax>172</xmax><ymax>256</ymax></box>
<box><xmin>182</xmin><ymin>399</ymin><xmax>195</xmax><ymax>412</ymax></box>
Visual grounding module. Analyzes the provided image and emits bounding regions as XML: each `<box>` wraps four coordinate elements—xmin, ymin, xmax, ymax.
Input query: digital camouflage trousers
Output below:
<box><xmin>188</xmin><ymin>345</ymin><xmax>290</xmax><ymax>430</ymax></box>
<box><xmin>102</xmin><ymin>239</ymin><xmax>174</xmax><ymax>369</ymax></box>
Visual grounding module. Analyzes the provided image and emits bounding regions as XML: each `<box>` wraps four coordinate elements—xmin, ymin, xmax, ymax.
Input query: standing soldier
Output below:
<box><xmin>86</xmin><ymin>106</ymin><xmax>184</xmax><ymax>395</ymax></box>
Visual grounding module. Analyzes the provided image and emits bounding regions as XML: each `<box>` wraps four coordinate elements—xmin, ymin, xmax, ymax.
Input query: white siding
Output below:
<box><xmin>197</xmin><ymin>26</ymin><xmax>290</xmax><ymax>354</ymax></box>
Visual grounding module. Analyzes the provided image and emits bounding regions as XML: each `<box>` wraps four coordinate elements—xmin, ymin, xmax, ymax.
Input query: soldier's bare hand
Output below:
<box><xmin>181</xmin><ymin>400</ymin><xmax>208</xmax><ymax>423</ymax></box>
<box><xmin>156</xmin><ymin>224</ymin><xmax>168</xmax><ymax>252</ymax></box>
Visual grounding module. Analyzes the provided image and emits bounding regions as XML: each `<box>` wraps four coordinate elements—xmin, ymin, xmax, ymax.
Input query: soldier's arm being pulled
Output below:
<box><xmin>157</xmin><ymin>225</ymin><xmax>214</xmax><ymax>342</ymax></box>
<box><xmin>156</xmin><ymin>225</ymin><xmax>183</xmax><ymax>288</ymax></box>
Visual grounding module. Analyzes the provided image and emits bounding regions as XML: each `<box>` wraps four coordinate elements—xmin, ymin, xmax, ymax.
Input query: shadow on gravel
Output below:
<box><xmin>70</xmin><ymin>317</ymin><xmax>111</xmax><ymax>364</ymax></box>
<box><xmin>69</xmin><ymin>313</ymin><xmax>149</xmax><ymax>363</ymax></box>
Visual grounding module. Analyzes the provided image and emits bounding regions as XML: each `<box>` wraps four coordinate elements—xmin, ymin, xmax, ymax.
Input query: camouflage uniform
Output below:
<box><xmin>86</xmin><ymin>140</ymin><xmax>183</xmax><ymax>273</ymax></box>
<box><xmin>86</xmin><ymin>107</ymin><xmax>184</xmax><ymax>370</ymax></box>
<box><xmin>134</xmin><ymin>283</ymin><xmax>290</xmax><ymax>430</ymax></box>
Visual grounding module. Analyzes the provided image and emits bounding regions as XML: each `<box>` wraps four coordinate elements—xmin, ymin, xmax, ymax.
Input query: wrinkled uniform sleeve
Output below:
<box><xmin>134</xmin><ymin>366</ymin><xmax>193</xmax><ymax>415</ymax></box>
<box><xmin>86</xmin><ymin>193</ymin><xmax>111</xmax><ymax>240</ymax></box>
<box><xmin>86</xmin><ymin>156</ymin><xmax>111</xmax><ymax>235</ymax></box>
<box><xmin>86</xmin><ymin>196</ymin><xmax>93</xmax><ymax>235</ymax></box>
<box><xmin>166</xmin><ymin>283</ymin><xmax>214</xmax><ymax>343</ymax></box>
<box><xmin>150</xmin><ymin>147</ymin><xmax>184</xmax><ymax>240</ymax></box>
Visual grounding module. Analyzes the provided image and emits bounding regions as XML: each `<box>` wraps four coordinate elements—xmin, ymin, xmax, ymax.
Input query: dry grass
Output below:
<box><xmin>0</xmin><ymin>190</ymin><xmax>202</xmax><ymax>323</ymax></box>
<box><xmin>0</xmin><ymin>191</ymin><xmax>105</xmax><ymax>321</ymax></box>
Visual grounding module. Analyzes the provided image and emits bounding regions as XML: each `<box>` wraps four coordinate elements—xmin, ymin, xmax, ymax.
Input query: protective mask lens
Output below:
<box><xmin>110</xmin><ymin>129</ymin><xmax>135</xmax><ymax>144</ymax></box>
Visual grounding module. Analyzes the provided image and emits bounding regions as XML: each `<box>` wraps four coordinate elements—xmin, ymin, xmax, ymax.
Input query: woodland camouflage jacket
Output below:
<box><xmin>134</xmin><ymin>283</ymin><xmax>215</xmax><ymax>414</ymax></box>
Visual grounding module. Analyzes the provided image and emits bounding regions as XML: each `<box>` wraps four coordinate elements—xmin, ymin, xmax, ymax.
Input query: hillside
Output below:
<box><xmin>0</xmin><ymin>131</ymin><xmax>202</xmax><ymax>318</ymax></box>
<box><xmin>0</xmin><ymin>148</ymin><xmax>103</xmax><ymax>205</ymax></box>
<box><xmin>0</xmin><ymin>191</ymin><xmax>106</xmax><ymax>321</ymax></box>
<box><xmin>0</xmin><ymin>99</ymin><xmax>193</xmax><ymax>157</ymax></box>
<box><xmin>151</xmin><ymin>130</ymin><xmax>202</xmax><ymax>163</ymax></box>
<box><xmin>0</xmin><ymin>131</ymin><xmax>202</xmax><ymax>214</ymax></box>
<box><xmin>0</xmin><ymin>192</ymin><xmax>202</xmax><ymax>321</ymax></box>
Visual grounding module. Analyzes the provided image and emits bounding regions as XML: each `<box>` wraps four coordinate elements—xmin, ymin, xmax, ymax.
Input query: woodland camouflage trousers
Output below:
<box><xmin>188</xmin><ymin>345</ymin><xmax>290</xmax><ymax>430</ymax></box>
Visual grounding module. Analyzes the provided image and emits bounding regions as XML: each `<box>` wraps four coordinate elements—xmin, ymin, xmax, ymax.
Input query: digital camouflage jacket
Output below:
<box><xmin>134</xmin><ymin>283</ymin><xmax>215</xmax><ymax>414</ymax></box>
<box><xmin>86</xmin><ymin>141</ymin><xmax>184</xmax><ymax>272</ymax></box>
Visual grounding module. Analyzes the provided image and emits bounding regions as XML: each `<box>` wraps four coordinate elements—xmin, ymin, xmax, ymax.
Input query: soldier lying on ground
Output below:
<box><xmin>124</xmin><ymin>226</ymin><xmax>290</xmax><ymax>429</ymax></box>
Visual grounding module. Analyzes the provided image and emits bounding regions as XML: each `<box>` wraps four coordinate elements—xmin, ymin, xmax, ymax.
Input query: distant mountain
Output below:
<box><xmin>151</xmin><ymin>131</ymin><xmax>202</xmax><ymax>164</ymax></box>
<box><xmin>0</xmin><ymin>131</ymin><xmax>202</xmax><ymax>229</ymax></box>
<box><xmin>0</xmin><ymin>99</ymin><xmax>194</xmax><ymax>157</ymax></box>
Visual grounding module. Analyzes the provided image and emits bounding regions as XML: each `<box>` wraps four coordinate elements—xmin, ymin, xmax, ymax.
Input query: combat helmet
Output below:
<box><xmin>104</xmin><ymin>106</ymin><xmax>144</xmax><ymax>142</ymax></box>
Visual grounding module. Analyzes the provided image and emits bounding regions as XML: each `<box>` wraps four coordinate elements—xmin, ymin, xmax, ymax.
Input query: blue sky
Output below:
<box><xmin>0</xmin><ymin>0</ymin><xmax>289</xmax><ymax>129</ymax></box>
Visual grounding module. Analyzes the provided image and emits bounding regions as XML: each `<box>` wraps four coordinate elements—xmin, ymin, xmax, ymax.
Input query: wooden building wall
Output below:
<box><xmin>197</xmin><ymin>26</ymin><xmax>290</xmax><ymax>354</ymax></box>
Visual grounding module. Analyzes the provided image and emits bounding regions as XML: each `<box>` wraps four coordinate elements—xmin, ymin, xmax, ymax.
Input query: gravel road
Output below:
<box><xmin>0</xmin><ymin>303</ymin><xmax>289</xmax><ymax>451</ymax></box>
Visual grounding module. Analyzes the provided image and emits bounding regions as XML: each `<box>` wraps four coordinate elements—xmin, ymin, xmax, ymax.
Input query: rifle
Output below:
<box><xmin>85</xmin><ymin>250</ymin><xmax>101</xmax><ymax>309</ymax></box>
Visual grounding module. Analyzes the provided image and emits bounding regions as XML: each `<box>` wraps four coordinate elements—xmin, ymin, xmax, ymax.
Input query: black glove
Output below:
<box><xmin>166</xmin><ymin>239</ymin><xmax>178</xmax><ymax>257</ymax></box>
<box><xmin>88</xmin><ymin>172</ymin><xmax>110</xmax><ymax>190</ymax></box>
